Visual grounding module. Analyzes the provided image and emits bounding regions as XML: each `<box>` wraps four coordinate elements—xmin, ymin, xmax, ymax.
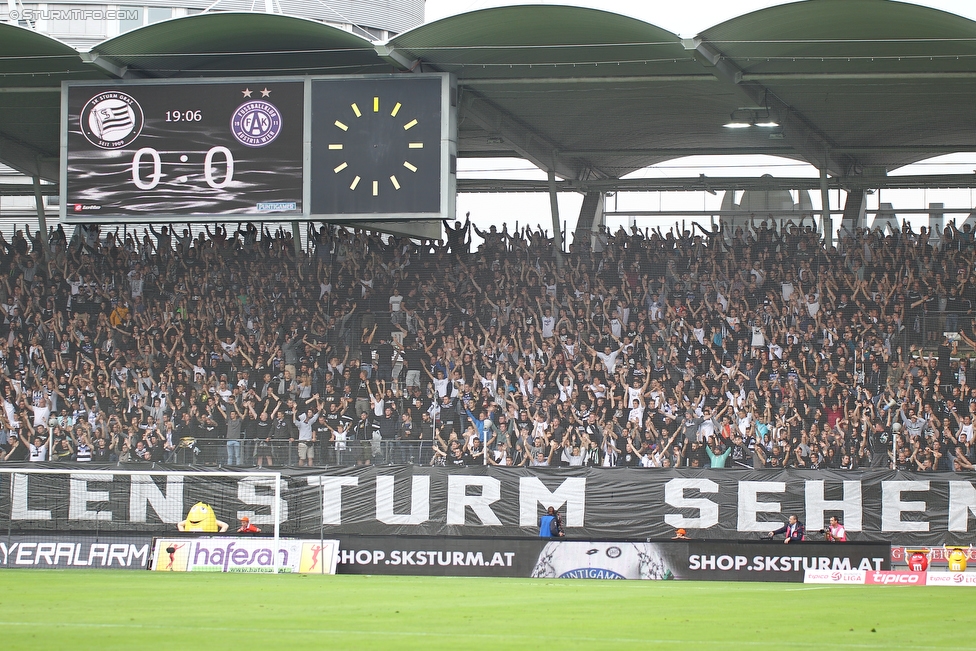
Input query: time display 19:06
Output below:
<box><xmin>164</xmin><ymin>110</ymin><xmax>203</xmax><ymax>122</ymax></box>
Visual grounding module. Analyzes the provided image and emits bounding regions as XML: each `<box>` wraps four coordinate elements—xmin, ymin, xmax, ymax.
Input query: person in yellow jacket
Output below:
<box><xmin>109</xmin><ymin>302</ymin><xmax>130</xmax><ymax>327</ymax></box>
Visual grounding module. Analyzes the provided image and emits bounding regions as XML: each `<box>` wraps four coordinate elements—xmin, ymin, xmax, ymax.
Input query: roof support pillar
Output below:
<box><xmin>32</xmin><ymin>175</ymin><xmax>50</xmax><ymax>260</ymax></box>
<box><xmin>459</xmin><ymin>91</ymin><xmax>606</xmax><ymax>181</ymax></box>
<box><xmin>291</xmin><ymin>220</ymin><xmax>302</xmax><ymax>258</ymax></box>
<box><xmin>374</xmin><ymin>44</ymin><xmax>421</xmax><ymax>72</ymax></box>
<box><xmin>0</xmin><ymin>131</ymin><xmax>58</xmax><ymax>182</ymax></box>
<box><xmin>820</xmin><ymin>166</ymin><xmax>831</xmax><ymax>246</ymax></box>
<box><xmin>548</xmin><ymin>167</ymin><xmax>564</xmax><ymax>270</ymax></box>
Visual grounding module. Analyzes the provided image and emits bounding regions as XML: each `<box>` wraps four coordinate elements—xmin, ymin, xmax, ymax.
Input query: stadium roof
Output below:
<box><xmin>2</xmin><ymin>1</ymin><xmax>976</xmax><ymax>191</ymax></box>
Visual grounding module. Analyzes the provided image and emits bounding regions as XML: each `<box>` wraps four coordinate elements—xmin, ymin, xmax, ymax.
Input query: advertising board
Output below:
<box><xmin>0</xmin><ymin>535</ymin><xmax>151</xmax><ymax>569</ymax></box>
<box><xmin>334</xmin><ymin>536</ymin><xmax>890</xmax><ymax>582</ymax></box>
<box><xmin>150</xmin><ymin>537</ymin><xmax>338</xmax><ymax>574</ymax></box>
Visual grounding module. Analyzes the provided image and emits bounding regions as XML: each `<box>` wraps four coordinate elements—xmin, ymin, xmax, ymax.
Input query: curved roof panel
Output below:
<box><xmin>703</xmin><ymin>0</ymin><xmax>976</xmax><ymax>75</ymax></box>
<box><xmin>390</xmin><ymin>5</ymin><xmax>698</xmax><ymax>79</ymax></box>
<box><xmin>207</xmin><ymin>0</ymin><xmax>425</xmax><ymax>34</ymax></box>
<box><xmin>0</xmin><ymin>24</ymin><xmax>107</xmax><ymax>178</ymax></box>
<box><xmin>0</xmin><ymin>23</ymin><xmax>100</xmax><ymax>87</ymax></box>
<box><xmin>92</xmin><ymin>12</ymin><xmax>390</xmax><ymax>77</ymax></box>
<box><xmin>390</xmin><ymin>6</ymin><xmax>735</xmax><ymax>178</ymax></box>
<box><xmin>698</xmin><ymin>0</ymin><xmax>976</xmax><ymax>171</ymax></box>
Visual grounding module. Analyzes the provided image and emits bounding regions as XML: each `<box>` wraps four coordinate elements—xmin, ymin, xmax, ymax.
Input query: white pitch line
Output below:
<box><xmin>784</xmin><ymin>586</ymin><xmax>831</xmax><ymax>592</ymax></box>
<box><xmin>0</xmin><ymin>621</ymin><xmax>969</xmax><ymax>650</ymax></box>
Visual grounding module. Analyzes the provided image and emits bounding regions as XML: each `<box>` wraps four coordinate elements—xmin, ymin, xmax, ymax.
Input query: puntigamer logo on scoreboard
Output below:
<box><xmin>80</xmin><ymin>91</ymin><xmax>144</xmax><ymax>149</ymax></box>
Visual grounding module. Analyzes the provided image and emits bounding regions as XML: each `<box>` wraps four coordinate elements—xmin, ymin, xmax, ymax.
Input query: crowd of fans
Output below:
<box><xmin>0</xmin><ymin>215</ymin><xmax>975</xmax><ymax>473</ymax></box>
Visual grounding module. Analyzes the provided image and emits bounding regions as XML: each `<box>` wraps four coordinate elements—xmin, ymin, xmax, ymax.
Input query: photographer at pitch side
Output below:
<box><xmin>823</xmin><ymin>516</ymin><xmax>848</xmax><ymax>542</ymax></box>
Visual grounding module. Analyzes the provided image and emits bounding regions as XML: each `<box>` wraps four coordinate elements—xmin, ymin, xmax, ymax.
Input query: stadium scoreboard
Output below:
<box><xmin>60</xmin><ymin>74</ymin><xmax>456</xmax><ymax>223</ymax></box>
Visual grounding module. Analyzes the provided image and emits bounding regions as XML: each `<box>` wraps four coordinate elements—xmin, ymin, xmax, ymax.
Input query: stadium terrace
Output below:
<box><xmin>0</xmin><ymin>219</ymin><xmax>975</xmax><ymax>477</ymax></box>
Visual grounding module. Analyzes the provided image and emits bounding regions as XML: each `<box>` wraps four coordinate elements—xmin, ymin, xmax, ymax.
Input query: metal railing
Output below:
<box><xmin>913</xmin><ymin>311</ymin><xmax>974</xmax><ymax>348</ymax></box>
<box><xmin>99</xmin><ymin>438</ymin><xmax>435</xmax><ymax>467</ymax></box>
<box><xmin>834</xmin><ymin>310</ymin><xmax>974</xmax><ymax>364</ymax></box>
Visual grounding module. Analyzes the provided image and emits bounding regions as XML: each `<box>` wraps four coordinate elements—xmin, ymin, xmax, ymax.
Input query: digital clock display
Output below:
<box><xmin>310</xmin><ymin>76</ymin><xmax>444</xmax><ymax>217</ymax></box>
<box><xmin>165</xmin><ymin>110</ymin><xmax>203</xmax><ymax>122</ymax></box>
<box><xmin>64</xmin><ymin>80</ymin><xmax>304</xmax><ymax>219</ymax></box>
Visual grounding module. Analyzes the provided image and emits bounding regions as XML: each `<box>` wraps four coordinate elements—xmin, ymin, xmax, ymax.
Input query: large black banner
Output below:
<box><xmin>1</xmin><ymin>466</ymin><xmax>974</xmax><ymax>546</ymax></box>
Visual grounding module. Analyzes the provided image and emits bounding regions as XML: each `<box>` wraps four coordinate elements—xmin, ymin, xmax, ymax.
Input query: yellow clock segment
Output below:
<box><xmin>329</xmin><ymin>95</ymin><xmax>424</xmax><ymax>197</ymax></box>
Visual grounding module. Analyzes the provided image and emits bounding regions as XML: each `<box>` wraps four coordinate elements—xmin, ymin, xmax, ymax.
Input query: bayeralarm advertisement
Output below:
<box><xmin>0</xmin><ymin>535</ymin><xmax>151</xmax><ymax>570</ymax></box>
<box><xmin>62</xmin><ymin>79</ymin><xmax>304</xmax><ymax>220</ymax></box>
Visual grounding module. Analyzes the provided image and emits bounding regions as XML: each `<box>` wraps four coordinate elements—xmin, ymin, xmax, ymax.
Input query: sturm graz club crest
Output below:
<box><xmin>80</xmin><ymin>91</ymin><xmax>144</xmax><ymax>149</ymax></box>
<box><xmin>231</xmin><ymin>100</ymin><xmax>282</xmax><ymax>147</ymax></box>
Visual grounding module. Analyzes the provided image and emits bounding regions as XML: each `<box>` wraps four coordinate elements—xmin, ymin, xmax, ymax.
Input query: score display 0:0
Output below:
<box><xmin>165</xmin><ymin>110</ymin><xmax>203</xmax><ymax>122</ymax></box>
<box><xmin>131</xmin><ymin>146</ymin><xmax>234</xmax><ymax>190</ymax></box>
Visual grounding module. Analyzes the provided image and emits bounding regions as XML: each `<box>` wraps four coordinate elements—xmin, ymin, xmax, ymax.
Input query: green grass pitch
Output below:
<box><xmin>1</xmin><ymin>570</ymin><xmax>973</xmax><ymax>650</ymax></box>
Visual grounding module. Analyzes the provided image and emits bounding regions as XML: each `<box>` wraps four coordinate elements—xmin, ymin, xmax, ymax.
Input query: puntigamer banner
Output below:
<box><xmin>1</xmin><ymin>466</ymin><xmax>975</xmax><ymax>546</ymax></box>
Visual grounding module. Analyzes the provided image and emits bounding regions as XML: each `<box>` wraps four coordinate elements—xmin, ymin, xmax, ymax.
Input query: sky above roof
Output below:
<box><xmin>424</xmin><ymin>0</ymin><xmax>976</xmax><ymax>37</ymax></box>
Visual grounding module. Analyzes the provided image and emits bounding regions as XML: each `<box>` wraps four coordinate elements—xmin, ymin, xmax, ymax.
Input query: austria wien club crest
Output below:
<box><xmin>231</xmin><ymin>99</ymin><xmax>282</xmax><ymax>147</ymax></box>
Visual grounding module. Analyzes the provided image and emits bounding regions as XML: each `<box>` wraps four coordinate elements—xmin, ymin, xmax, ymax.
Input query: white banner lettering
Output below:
<box><xmin>447</xmin><ymin>475</ymin><xmax>501</xmax><ymax>526</ymax></box>
<box><xmin>664</xmin><ymin>478</ymin><xmax>719</xmax><ymax>529</ymax></box>
<box><xmin>737</xmin><ymin>481</ymin><xmax>785</xmax><ymax>532</ymax></box>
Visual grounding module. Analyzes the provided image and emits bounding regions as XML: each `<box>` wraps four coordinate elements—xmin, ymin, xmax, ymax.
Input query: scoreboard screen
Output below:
<box><xmin>63</xmin><ymin>80</ymin><xmax>304</xmax><ymax>220</ymax></box>
<box><xmin>61</xmin><ymin>75</ymin><xmax>455</xmax><ymax>223</ymax></box>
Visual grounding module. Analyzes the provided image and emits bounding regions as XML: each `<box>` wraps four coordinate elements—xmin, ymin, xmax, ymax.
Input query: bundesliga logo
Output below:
<box><xmin>231</xmin><ymin>100</ymin><xmax>281</xmax><ymax>147</ymax></box>
<box><xmin>80</xmin><ymin>91</ymin><xmax>144</xmax><ymax>149</ymax></box>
